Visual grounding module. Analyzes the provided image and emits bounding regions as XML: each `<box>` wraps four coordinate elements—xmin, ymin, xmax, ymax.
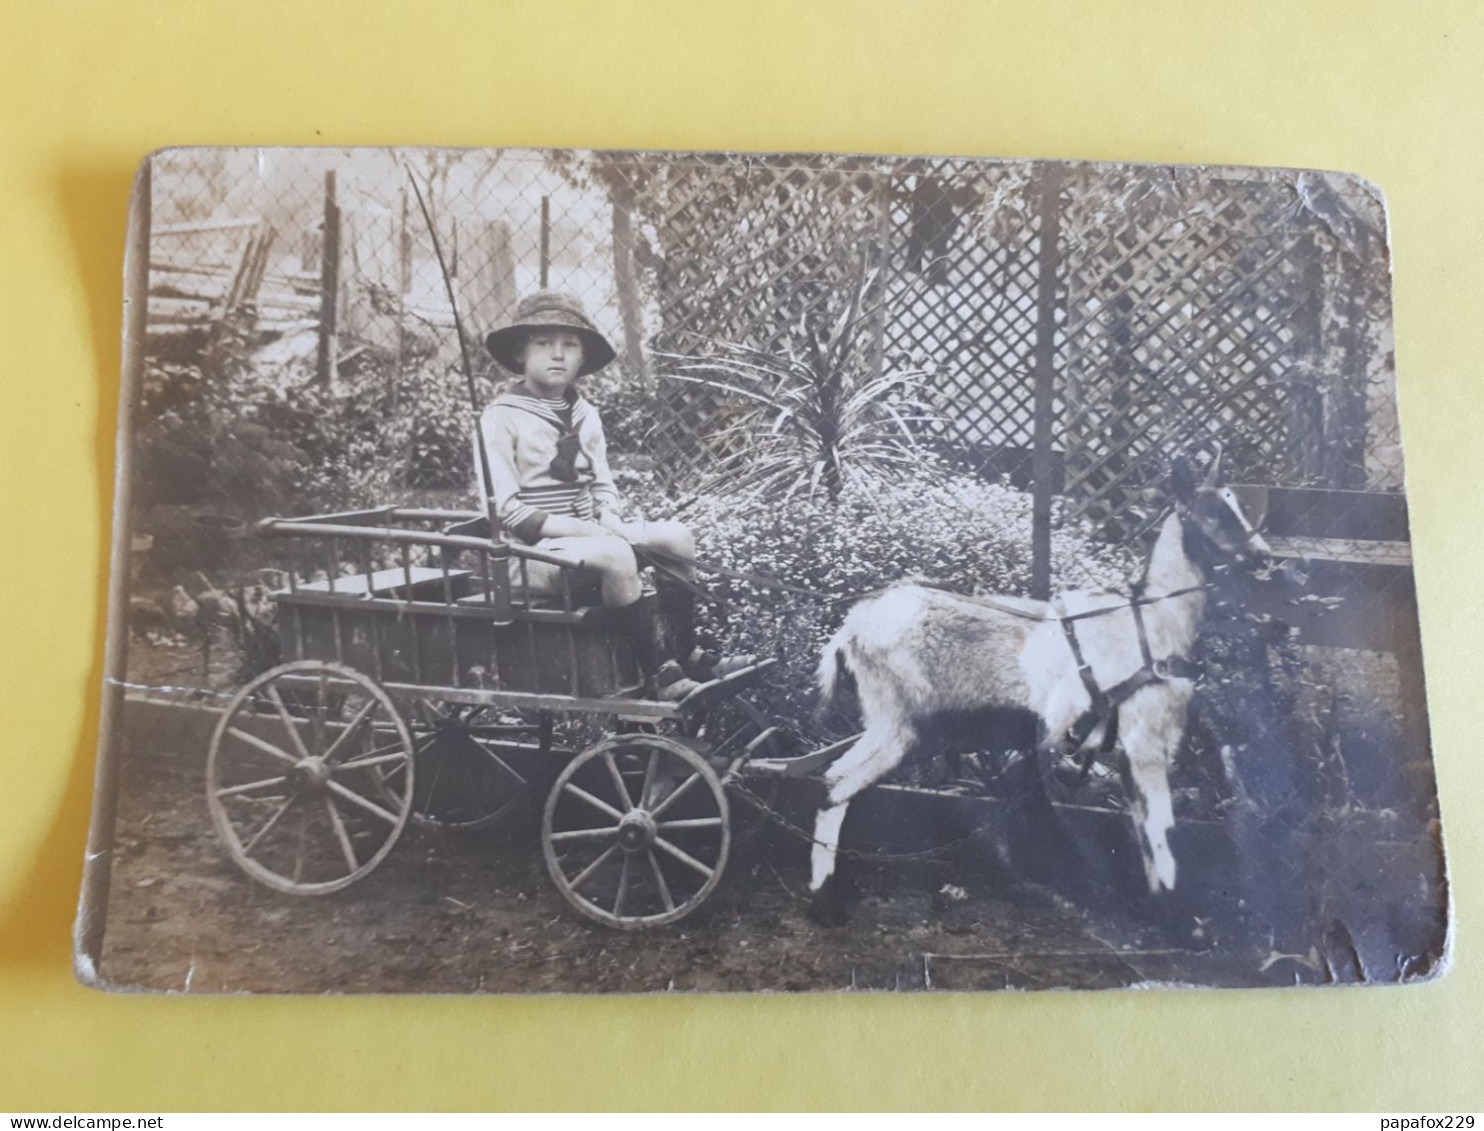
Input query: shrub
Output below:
<box><xmin>135</xmin><ymin>334</ymin><xmax>481</xmax><ymax>525</ymax></box>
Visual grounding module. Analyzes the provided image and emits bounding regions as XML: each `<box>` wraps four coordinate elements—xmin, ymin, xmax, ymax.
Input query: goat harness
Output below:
<box><xmin>1052</xmin><ymin>581</ymin><xmax>1206</xmax><ymax>754</ymax></box>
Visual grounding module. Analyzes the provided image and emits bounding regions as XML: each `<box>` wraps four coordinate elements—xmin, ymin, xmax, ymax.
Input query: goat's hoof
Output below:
<box><xmin>808</xmin><ymin>897</ymin><xmax>851</xmax><ymax>928</ymax></box>
<box><xmin>807</xmin><ymin>879</ymin><xmax>852</xmax><ymax>928</ymax></box>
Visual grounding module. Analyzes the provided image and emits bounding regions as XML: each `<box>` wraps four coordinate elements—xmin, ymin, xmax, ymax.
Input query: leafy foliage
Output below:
<box><xmin>135</xmin><ymin>329</ymin><xmax>482</xmax><ymax>576</ymax></box>
<box><xmin>657</xmin><ymin>262</ymin><xmax>944</xmax><ymax>505</ymax></box>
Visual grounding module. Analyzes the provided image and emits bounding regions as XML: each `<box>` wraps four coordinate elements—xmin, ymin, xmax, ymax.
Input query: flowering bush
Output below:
<box><xmin>628</xmin><ymin>464</ymin><xmax>1138</xmax><ymax>735</ymax></box>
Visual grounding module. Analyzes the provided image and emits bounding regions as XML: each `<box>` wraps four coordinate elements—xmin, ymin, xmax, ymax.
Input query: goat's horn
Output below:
<box><xmin>1203</xmin><ymin>442</ymin><xmax>1224</xmax><ymax>487</ymax></box>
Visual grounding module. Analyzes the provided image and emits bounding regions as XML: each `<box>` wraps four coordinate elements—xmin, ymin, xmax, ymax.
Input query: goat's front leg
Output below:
<box><xmin>807</xmin><ymin>728</ymin><xmax>911</xmax><ymax>925</ymax></box>
<box><xmin>807</xmin><ymin>802</ymin><xmax>852</xmax><ymax>927</ymax></box>
<box><xmin>1118</xmin><ymin>692</ymin><xmax>1184</xmax><ymax>893</ymax></box>
<box><xmin>809</xmin><ymin>803</ymin><xmax>849</xmax><ymax>886</ymax></box>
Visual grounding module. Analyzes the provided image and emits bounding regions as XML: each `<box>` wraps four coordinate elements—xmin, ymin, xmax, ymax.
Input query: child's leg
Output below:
<box><xmin>613</xmin><ymin>520</ymin><xmax>699</xmax><ymax>660</ymax></box>
<box><xmin>533</xmin><ymin>533</ymin><xmax>699</xmax><ymax>700</ymax></box>
<box><xmin>533</xmin><ymin>535</ymin><xmax>642</xmax><ymax>607</ymax></box>
<box><xmin>617</xmin><ymin>519</ymin><xmax>753</xmax><ymax>677</ymax></box>
<box><xmin>619</xmin><ymin>519</ymin><xmax>697</xmax><ymax>582</ymax></box>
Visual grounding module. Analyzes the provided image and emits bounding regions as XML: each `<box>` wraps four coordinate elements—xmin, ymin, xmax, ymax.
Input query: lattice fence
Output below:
<box><xmin>1056</xmin><ymin>165</ymin><xmax>1391</xmax><ymax>539</ymax></box>
<box><xmin>879</xmin><ymin>160</ymin><xmax>1045</xmax><ymax>482</ymax></box>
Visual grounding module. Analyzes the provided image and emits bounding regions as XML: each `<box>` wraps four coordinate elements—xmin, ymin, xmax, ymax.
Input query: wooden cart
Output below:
<box><xmin>205</xmin><ymin>506</ymin><xmax>784</xmax><ymax>929</ymax></box>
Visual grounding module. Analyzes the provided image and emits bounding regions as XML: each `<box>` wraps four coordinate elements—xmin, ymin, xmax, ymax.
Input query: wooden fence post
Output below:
<box><xmin>1030</xmin><ymin>162</ymin><xmax>1064</xmax><ymax>600</ymax></box>
<box><xmin>316</xmin><ymin>170</ymin><xmax>340</xmax><ymax>385</ymax></box>
<box><xmin>870</xmin><ymin>175</ymin><xmax>892</xmax><ymax>388</ymax></box>
<box><xmin>1325</xmin><ymin>230</ymin><xmax>1372</xmax><ymax>490</ymax></box>
<box><xmin>609</xmin><ymin>182</ymin><xmax>651</xmax><ymax>396</ymax></box>
<box><xmin>468</xmin><ymin>218</ymin><xmax>518</xmax><ymax>359</ymax></box>
<box><xmin>392</xmin><ymin>185</ymin><xmax>407</xmax><ymax>415</ymax></box>
<box><xmin>540</xmin><ymin>195</ymin><xmax>550</xmax><ymax>288</ymax></box>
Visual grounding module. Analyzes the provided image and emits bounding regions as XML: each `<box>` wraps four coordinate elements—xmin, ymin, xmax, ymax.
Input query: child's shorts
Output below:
<box><xmin>508</xmin><ymin>535</ymin><xmax>606</xmax><ymax>604</ymax></box>
<box><xmin>506</xmin><ymin>520</ymin><xmax>691</xmax><ymax>605</ymax></box>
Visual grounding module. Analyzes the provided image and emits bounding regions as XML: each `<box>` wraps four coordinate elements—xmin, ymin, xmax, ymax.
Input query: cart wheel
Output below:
<box><xmin>542</xmin><ymin>734</ymin><xmax>730</xmax><ymax>929</ymax></box>
<box><xmin>395</xmin><ymin>704</ymin><xmax>553</xmax><ymax>831</ymax></box>
<box><xmin>206</xmin><ymin>660</ymin><xmax>415</xmax><ymax>895</ymax></box>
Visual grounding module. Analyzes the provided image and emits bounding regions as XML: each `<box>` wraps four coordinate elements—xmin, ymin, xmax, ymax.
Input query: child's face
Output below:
<box><xmin>519</xmin><ymin>329</ymin><xmax>585</xmax><ymax>397</ymax></box>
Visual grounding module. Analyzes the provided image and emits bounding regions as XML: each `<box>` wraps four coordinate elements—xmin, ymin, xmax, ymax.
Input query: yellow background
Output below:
<box><xmin>2</xmin><ymin>0</ymin><xmax>1480</xmax><ymax>1112</ymax></box>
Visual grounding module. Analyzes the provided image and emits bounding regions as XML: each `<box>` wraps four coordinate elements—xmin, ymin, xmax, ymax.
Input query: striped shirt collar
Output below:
<box><xmin>494</xmin><ymin>388</ymin><xmax>594</xmax><ymax>430</ymax></box>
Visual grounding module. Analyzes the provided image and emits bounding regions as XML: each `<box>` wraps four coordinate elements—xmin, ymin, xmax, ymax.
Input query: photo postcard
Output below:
<box><xmin>76</xmin><ymin>146</ymin><xmax>1448</xmax><ymax>993</ymax></box>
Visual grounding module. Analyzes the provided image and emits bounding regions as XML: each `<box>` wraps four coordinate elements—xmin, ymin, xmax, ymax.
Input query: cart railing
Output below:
<box><xmin>259</xmin><ymin>507</ymin><xmax>603</xmax><ymax>621</ymax></box>
<box><xmin>257</xmin><ymin>507</ymin><xmax>636</xmax><ymax>697</ymax></box>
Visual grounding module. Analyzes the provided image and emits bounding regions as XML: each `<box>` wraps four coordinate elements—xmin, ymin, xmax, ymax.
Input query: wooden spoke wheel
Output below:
<box><xmin>206</xmin><ymin>660</ymin><xmax>415</xmax><ymax>895</ymax></box>
<box><xmin>542</xmin><ymin>734</ymin><xmax>730</xmax><ymax>929</ymax></box>
<box><xmin>390</xmin><ymin>704</ymin><xmax>553</xmax><ymax>832</ymax></box>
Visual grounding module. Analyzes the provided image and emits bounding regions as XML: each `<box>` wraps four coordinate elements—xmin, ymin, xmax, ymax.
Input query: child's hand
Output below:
<box><xmin>599</xmin><ymin>511</ymin><xmax>634</xmax><ymax>537</ymax></box>
<box><xmin>539</xmin><ymin>515</ymin><xmax>611</xmax><ymax>539</ymax></box>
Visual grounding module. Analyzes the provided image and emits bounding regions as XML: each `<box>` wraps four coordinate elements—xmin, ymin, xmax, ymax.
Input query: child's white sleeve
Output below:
<box><xmin>477</xmin><ymin>407</ymin><xmax>548</xmax><ymax>543</ymax></box>
<box><xmin>586</xmin><ymin>410</ymin><xmax>626</xmax><ymax>521</ymax></box>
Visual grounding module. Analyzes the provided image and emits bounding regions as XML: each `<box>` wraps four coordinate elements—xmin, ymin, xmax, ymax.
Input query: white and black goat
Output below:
<box><xmin>809</xmin><ymin>452</ymin><xmax>1270</xmax><ymax>922</ymax></box>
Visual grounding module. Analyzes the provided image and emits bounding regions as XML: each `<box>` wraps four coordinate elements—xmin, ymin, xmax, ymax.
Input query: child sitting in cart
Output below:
<box><xmin>477</xmin><ymin>290</ymin><xmax>746</xmax><ymax>701</ymax></box>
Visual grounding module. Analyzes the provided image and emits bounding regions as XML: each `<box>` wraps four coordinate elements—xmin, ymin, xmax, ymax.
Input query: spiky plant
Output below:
<box><xmin>659</xmin><ymin>264</ymin><xmax>944</xmax><ymax>505</ymax></box>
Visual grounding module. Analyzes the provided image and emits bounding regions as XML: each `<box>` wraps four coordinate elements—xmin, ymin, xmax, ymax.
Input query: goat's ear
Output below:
<box><xmin>1170</xmin><ymin>457</ymin><xmax>1197</xmax><ymax>504</ymax></box>
<box><xmin>1202</xmin><ymin>442</ymin><xmax>1224</xmax><ymax>487</ymax></box>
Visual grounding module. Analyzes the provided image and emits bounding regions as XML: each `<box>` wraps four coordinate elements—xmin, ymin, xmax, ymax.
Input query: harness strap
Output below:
<box><xmin>1130</xmin><ymin>580</ymin><xmax>1155</xmax><ymax>670</ymax></box>
<box><xmin>1052</xmin><ymin>586</ymin><xmax>1205</xmax><ymax>757</ymax></box>
<box><xmin>631</xmin><ymin>546</ymin><xmax>728</xmax><ymax>608</ymax></box>
<box><xmin>1054</xmin><ymin>583</ymin><xmax>1206</xmax><ymax>623</ymax></box>
<box><xmin>1053</xmin><ymin>595</ymin><xmax>1109</xmax><ymax>716</ymax></box>
<box><xmin>637</xmin><ymin>543</ymin><xmax>858</xmax><ymax>603</ymax></box>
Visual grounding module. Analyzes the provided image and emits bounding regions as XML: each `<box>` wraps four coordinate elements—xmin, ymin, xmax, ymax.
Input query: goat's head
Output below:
<box><xmin>1169</xmin><ymin>447</ymin><xmax>1271</xmax><ymax>572</ymax></box>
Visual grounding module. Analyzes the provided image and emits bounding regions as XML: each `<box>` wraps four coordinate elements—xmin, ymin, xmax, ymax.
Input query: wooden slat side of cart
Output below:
<box><xmin>261</xmin><ymin>506</ymin><xmax>644</xmax><ymax>705</ymax></box>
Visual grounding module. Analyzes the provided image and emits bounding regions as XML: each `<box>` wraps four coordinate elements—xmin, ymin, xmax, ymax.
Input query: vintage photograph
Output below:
<box><xmin>78</xmin><ymin>146</ymin><xmax>1447</xmax><ymax>993</ymax></box>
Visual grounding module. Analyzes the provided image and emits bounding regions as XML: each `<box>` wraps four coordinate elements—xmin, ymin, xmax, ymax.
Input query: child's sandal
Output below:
<box><xmin>652</xmin><ymin>660</ymin><xmax>704</xmax><ymax>702</ymax></box>
<box><xmin>684</xmin><ymin>647</ymin><xmax>759</xmax><ymax>681</ymax></box>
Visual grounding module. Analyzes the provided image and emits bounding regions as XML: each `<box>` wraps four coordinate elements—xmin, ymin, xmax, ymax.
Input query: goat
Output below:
<box><xmin>809</xmin><ymin>452</ymin><xmax>1270</xmax><ymax>924</ymax></box>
